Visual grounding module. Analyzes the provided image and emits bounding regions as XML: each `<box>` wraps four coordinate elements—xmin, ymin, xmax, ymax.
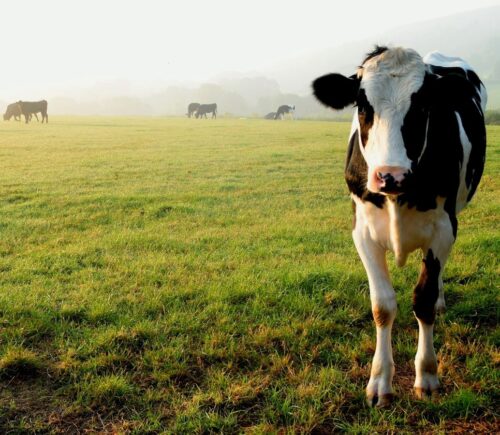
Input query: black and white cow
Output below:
<box><xmin>313</xmin><ymin>46</ymin><xmax>487</xmax><ymax>407</ymax></box>
<box><xmin>274</xmin><ymin>104</ymin><xmax>295</xmax><ymax>120</ymax></box>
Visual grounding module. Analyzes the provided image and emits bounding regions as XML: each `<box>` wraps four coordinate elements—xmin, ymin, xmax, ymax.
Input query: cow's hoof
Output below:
<box><xmin>366</xmin><ymin>374</ymin><xmax>394</xmax><ymax>408</ymax></box>
<box><xmin>366</xmin><ymin>392</ymin><xmax>394</xmax><ymax>408</ymax></box>
<box><xmin>414</xmin><ymin>386</ymin><xmax>439</xmax><ymax>400</ymax></box>
<box><xmin>414</xmin><ymin>375</ymin><xmax>439</xmax><ymax>400</ymax></box>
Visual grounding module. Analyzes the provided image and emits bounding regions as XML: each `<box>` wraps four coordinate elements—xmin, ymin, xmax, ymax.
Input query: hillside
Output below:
<box><xmin>265</xmin><ymin>6</ymin><xmax>500</xmax><ymax>108</ymax></box>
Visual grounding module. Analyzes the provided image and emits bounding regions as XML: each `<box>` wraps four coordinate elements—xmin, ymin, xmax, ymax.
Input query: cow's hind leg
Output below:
<box><xmin>353</xmin><ymin>226</ymin><xmax>397</xmax><ymax>407</ymax></box>
<box><xmin>413</xmin><ymin>220</ymin><xmax>454</xmax><ymax>399</ymax></box>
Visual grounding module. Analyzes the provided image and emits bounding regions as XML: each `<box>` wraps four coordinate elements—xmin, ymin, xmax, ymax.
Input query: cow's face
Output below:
<box><xmin>313</xmin><ymin>47</ymin><xmax>428</xmax><ymax>195</ymax></box>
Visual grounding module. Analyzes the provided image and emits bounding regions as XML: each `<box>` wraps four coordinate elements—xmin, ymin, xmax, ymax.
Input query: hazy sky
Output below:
<box><xmin>1</xmin><ymin>0</ymin><xmax>499</xmax><ymax>99</ymax></box>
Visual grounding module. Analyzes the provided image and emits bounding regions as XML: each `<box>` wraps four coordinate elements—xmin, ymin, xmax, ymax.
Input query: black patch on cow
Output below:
<box><xmin>428</xmin><ymin>65</ymin><xmax>466</xmax><ymax>79</ymax></box>
<box><xmin>361</xmin><ymin>46</ymin><xmax>389</xmax><ymax>66</ymax></box>
<box><xmin>398</xmin><ymin>103</ymin><xmax>462</xmax><ymax>233</ymax></box>
<box><xmin>428</xmin><ymin>65</ymin><xmax>484</xmax><ymax>100</ymax></box>
<box><xmin>345</xmin><ymin>132</ymin><xmax>385</xmax><ymax>208</ymax></box>
<box><xmin>312</xmin><ymin>73</ymin><xmax>360</xmax><ymax>110</ymax></box>
<box><xmin>397</xmin><ymin>71</ymin><xmax>486</xmax><ymax>237</ymax></box>
<box><xmin>413</xmin><ymin>249</ymin><xmax>441</xmax><ymax>324</ymax></box>
<box><xmin>357</xmin><ymin>89</ymin><xmax>374</xmax><ymax>147</ymax></box>
<box><xmin>465</xmin><ymin>70</ymin><xmax>483</xmax><ymax>97</ymax></box>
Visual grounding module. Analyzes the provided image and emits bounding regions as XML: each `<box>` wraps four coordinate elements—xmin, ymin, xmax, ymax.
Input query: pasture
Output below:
<box><xmin>0</xmin><ymin>117</ymin><xmax>498</xmax><ymax>433</ymax></box>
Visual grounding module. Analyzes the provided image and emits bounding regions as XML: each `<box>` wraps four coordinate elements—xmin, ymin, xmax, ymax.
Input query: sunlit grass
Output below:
<box><xmin>0</xmin><ymin>117</ymin><xmax>498</xmax><ymax>432</ymax></box>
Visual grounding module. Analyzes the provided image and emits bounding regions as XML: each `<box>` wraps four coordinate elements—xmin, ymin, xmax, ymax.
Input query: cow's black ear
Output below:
<box><xmin>312</xmin><ymin>73</ymin><xmax>359</xmax><ymax>110</ymax></box>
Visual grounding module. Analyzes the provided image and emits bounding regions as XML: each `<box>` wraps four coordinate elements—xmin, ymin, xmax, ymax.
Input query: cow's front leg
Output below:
<box><xmin>353</xmin><ymin>226</ymin><xmax>396</xmax><ymax>407</ymax></box>
<box><xmin>413</xmin><ymin>221</ymin><xmax>454</xmax><ymax>399</ymax></box>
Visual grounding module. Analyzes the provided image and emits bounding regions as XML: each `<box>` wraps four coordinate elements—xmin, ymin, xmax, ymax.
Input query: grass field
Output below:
<box><xmin>0</xmin><ymin>117</ymin><xmax>498</xmax><ymax>434</ymax></box>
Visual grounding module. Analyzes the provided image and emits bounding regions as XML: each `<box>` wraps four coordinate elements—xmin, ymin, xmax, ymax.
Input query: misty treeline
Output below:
<box><xmin>3</xmin><ymin>77</ymin><xmax>347</xmax><ymax>119</ymax></box>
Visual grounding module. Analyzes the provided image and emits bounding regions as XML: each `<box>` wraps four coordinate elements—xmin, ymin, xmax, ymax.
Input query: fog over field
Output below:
<box><xmin>1</xmin><ymin>1</ymin><xmax>499</xmax><ymax>117</ymax></box>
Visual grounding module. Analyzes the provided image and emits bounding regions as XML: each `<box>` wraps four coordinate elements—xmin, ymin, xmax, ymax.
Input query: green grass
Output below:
<box><xmin>0</xmin><ymin>117</ymin><xmax>498</xmax><ymax>433</ymax></box>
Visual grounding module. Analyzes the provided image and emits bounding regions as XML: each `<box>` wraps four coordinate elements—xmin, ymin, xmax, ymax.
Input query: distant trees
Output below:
<box><xmin>485</xmin><ymin>110</ymin><xmax>500</xmax><ymax>124</ymax></box>
<box><xmin>46</xmin><ymin>76</ymin><xmax>358</xmax><ymax>118</ymax></box>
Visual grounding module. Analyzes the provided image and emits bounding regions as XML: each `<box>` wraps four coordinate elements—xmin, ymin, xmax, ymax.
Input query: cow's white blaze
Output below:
<box><xmin>359</xmin><ymin>48</ymin><xmax>426</xmax><ymax>192</ymax></box>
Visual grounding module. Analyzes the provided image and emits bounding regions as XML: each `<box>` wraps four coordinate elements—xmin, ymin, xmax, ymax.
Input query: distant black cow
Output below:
<box><xmin>264</xmin><ymin>112</ymin><xmax>276</xmax><ymax>119</ymax></box>
<box><xmin>3</xmin><ymin>103</ymin><xmax>22</xmax><ymax>121</ymax></box>
<box><xmin>195</xmin><ymin>103</ymin><xmax>217</xmax><ymax>119</ymax></box>
<box><xmin>274</xmin><ymin>105</ymin><xmax>295</xmax><ymax>120</ymax></box>
<box><xmin>18</xmin><ymin>100</ymin><xmax>48</xmax><ymax>123</ymax></box>
<box><xmin>187</xmin><ymin>102</ymin><xmax>201</xmax><ymax>118</ymax></box>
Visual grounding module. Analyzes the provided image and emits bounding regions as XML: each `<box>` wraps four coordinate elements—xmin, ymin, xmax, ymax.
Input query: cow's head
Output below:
<box><xmin>313</xmin><ymin>46</ymin><xmax>433</xmax><ymax>195</ymax></box>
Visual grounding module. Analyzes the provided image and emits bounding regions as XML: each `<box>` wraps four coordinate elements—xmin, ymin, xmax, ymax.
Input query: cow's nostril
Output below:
<box><xmin>377</xmin><ymin>172</ymin><xmax>394</xmax><ymax>182</ymax></box>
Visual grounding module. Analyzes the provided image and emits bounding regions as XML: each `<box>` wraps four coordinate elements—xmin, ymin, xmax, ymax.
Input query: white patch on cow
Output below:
<box><xmin>423</xmin><ymin>51</ymin><xmax>472</xmax><ymax>70</ymax></box>
<box><xmin>352</xmin><ymin>199</ymin><xmax>397</xmax><ymax>405</ymax></box>
<box><xmin>353</xmin><ymin>196</ymin><xmax>447</xmax><ymax>267</ymax></box>
<box><xmin>478</xmin><ymin>83</ymin><xmax>488</xmax><ymax>111</ymax></box>
<box><xmin>455</xmin><ymin>113</ymin><xmax>473</xmax><ymax>213</ymax></box>
<box><xmin>414</xmin><ymin>319</ymin><xmax>439</xmax><ymax>395</ymax></box>
<box><xmin>360</xmin><ymin>48</ymin><xmax>426</xmax><ymax>189</ymax></box>
<box><xmin>350</xmin><ymin>109</ymin><xmax>358</xmax><ymax>138</ymax></box>
<box><xmin>386</xmin><ymin>199</ymin><xmax>408</xmax><ymax>266</ymax></box>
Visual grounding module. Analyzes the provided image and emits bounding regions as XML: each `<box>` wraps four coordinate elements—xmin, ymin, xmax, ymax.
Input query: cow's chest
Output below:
<box><xmin>353</xmin><ymin>196</ymin><xmax>449</xmax><ymax>265</ymax></box>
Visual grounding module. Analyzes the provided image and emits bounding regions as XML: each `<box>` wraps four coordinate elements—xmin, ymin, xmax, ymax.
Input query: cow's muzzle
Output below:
<box><xmin>370</xmin><ymin>166</ymin><xmax>410</xmax><ymax>195</ymax></box>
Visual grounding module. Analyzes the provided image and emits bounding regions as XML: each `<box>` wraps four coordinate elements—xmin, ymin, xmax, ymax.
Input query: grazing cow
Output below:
<box><xmin>18</xmin><ymin>100</ymin><xmax>48</xmax><ymax>123</ymax></box>
<box><xmin>195</xmin><ymin>103</ymin><xmax>217</xmax><ymax>119</ymax></box>
<box><xmin>264</xmin><ymin>112</ymin><xmax>276</xmax><ymax>119</ymax></box>
<box><xmin>3</xmin><ymin>103</ymin><xmax>22</xmax><ymax>121</ymax></box>
<box><xmin>274</xmin><ymin>104</ymin><xmax>295</xmax><ymax>120</ymax></box>
<box><xmin>187</xmin><ymin>102</ymin><xmax>201</xmax><ymax>118</ymax></box>
<box><xmin>313</xmin><ymin>46</ymin><xmax>486</xmax><ymax>407</ymax></box>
